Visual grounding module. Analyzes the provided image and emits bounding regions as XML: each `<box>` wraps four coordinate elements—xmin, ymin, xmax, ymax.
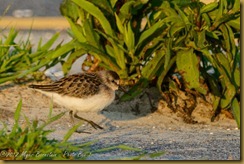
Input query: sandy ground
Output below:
<box><xmin>0</xmin><ymin>82</ymin><xmax>240</xmax><ymax>160</ymax></box>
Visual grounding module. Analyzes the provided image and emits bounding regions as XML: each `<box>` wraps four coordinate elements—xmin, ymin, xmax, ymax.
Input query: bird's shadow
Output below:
<box><xmin>100</xmin><ymin>87</ymin><xmax>161</xmax><ymax>121</ymax></box>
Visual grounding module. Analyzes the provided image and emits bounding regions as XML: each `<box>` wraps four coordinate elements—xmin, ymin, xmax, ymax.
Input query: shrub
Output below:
<box><xmin>59</xmin><ymin>0</ymin><xmax>240</xmax><ymax>127</ymax></box>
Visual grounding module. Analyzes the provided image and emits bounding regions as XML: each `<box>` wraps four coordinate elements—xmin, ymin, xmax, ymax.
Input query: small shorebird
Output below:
<box><xmin>29</xmin><ymin>70</ymin><xmax>120</xmax><ymax>130</ymax></box>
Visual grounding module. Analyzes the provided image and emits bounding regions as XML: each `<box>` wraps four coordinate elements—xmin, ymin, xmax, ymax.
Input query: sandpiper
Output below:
<box><xmin>29</xmin><ymin>70</ymin><xmax>120</xmax><ymax>130</ymax></box>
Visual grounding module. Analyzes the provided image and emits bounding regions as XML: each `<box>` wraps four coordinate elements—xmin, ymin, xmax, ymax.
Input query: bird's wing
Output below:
<box><xmin>29</xmin><ymin>73</ymin><xmax>102</xmax><ymax>98</ymax></box>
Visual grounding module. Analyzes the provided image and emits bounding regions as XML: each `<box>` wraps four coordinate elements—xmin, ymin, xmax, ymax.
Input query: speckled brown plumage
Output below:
<box><xmin>29</xmin><ymin>71</ymin><xmax>119</xmax><ymax>98</ymax></box>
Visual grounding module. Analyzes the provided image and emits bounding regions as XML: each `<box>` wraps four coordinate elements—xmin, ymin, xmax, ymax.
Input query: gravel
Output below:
<box><xmin>47</xmin><ymin>124</ymin><xmax>240</xmax><ymax>160</ymax></box>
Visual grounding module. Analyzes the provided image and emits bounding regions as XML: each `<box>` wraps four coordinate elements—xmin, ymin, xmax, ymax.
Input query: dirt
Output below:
<box><xmin>0</xmin><ymin>82</ymin><xmax>240</xmax><ymax>160</ymax></box>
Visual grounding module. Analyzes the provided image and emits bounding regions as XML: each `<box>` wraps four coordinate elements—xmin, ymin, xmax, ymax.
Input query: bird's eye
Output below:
<box><xmin>112</xmin><ymin>79</ymin><xmax>118</xmax><ymax>85</ymax></box>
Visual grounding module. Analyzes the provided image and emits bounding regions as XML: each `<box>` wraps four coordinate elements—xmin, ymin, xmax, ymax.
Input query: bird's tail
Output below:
<box><xmin>28</xmin><ymin>84</ymin><xmax>55</xmax><ymax>91</ymax></box>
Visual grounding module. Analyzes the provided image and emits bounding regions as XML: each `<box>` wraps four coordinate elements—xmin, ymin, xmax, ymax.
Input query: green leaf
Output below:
<box><xmin>233</xmin><ymin>67</ymin><xmax>240</xmax><ymax>87</ymax></box>
<box><xmin>62</xmin><ymin>122</ymin><xmax>83</xmax><ymax>143</ymax></box>
<box><xmin>213</xmin><ymin>54</ymin><xmax>237</xmax><ymax>109</ymax></box>
<box><xmin>232</xmin><ymin>0</ymin><xmax>240</xmax><ymax>12</ymax></box>
<box><xmin>93</xmin><ymin>30</ymin><xmax>127</xmax><ymax>70</ymax></box>
<box><xmin>93</xmin><ymin>144</ymin><xmax>141</xmax><ymax>153</ymax></box>
<box><xmin>215</xmin><ymin>0</ymin><xmax>225</xmax><ymax>20</ymax></box>
<box><xmin>219</xmin><ymin>24</ymin><xmax>232</xmax><ymax>60</ymax></box>
<box><xmin>120</xmin><ymin>78</ymin><xmax>149</xmax><ymax>101</ymax></box>
<box><xmin>48</xmin><ymin>41</ymin><xmax>75</xmax><ymax>60</ymax></box>
<box><xmin>225</xmin><ymin>23</ymin><xmax>237</xmax><ymax>59</ymax></box>
<box><xmin>3</xmin><ymin>28</ymin><xmax>18</xmax><ymax>46</ymax></box>
<box><xmin>60</xmin><ymin>0</ymin><xmax>79</xmax><ymax>21</ymax></box>
<box><xmin>231</xmin><ymin>98</ymin><xmax>240</xmax><ymax>128</ymax></box>
<box><xmin>172</xmin><ymin>2</ymin><xmax>191</xmax><ymax>27</ymax></box>
<box><xmin>176</xmin><ymin>48</ymin><xmax>200</xmax><ymax>89</ymax></box>
<box><xmin>110</xmin><ymin>0</ymin><xmax>117</xmax><ymax>8</ymax></box>
<box><xmin>95</xmin><ymin>29</ymin><xmax>127</xmax><ymax>54</ymax></box>
<box><xmin>233</xmin><ymin>50</ymin><xmax>240</xmax><ymax>87</ymax></box>
<box><xmin>205</xmin><ymin>73</ymin><xmax>221</xmax><ymax>97</ymax></box>
<box><xmin>37</xmin><ymin>37</ymin><xmax>43</xmax><ymax>51</ymax></box>
<box><xmin>227</xmin><ymin>17</ymin><xmax>240</xmax><ymax>31</ymax></box>
<box><xmin>137</xmin><ymin>20</ymin><xmax>164</xmax><ymax>47</ymax></box>
<box><xmin>11</xmin><ymin>99</ymin><xmax>22</xmax><ymax>133</ymax></box>
<box><xmin>199</xmin><ymin>48</ymin><xmax>217</xmax><ymax>68</ymax></box>
<box><xmin>205</xmin><ymin>30</ymin><xmax>219</xmax><ymax>40</ymax></box>
<box><xmin>38</xmin><ymin>33</ymin><xmax>60</xmax><ymax>51</ymax></box>
<box><xmin>200</xmin><ymin>2</ymin><xmax>218</xmax><ymax>14</ymax></box>
<box><xmin>88</xmin><ymin>0</ymin><xmax>114</xmax><ymax>15</ymax></box>
<box><xmin>220</xmin><ymin>84</ymin><xmax>236</xmax><ymax>109</ymax></box>
<box><xmin>211</xmin><ymin>11</ymin><xmax>240</xmax><ymax>31</ymax></box>
<box><xmin>149</xmin><ymin>151</ymin><xmax>166</xmax><ymax>158</ymax></box>
<box><xmin>66</xmin><ymin>17</ymin><xmax>86</xmax><ymax>43</ymax></box>
<box><xmin>83</xmin><ymin>19</ymin><xmax>101</xmax><ymax>49</ymax></box>
<box><xmin>111</xmin><ymin>44</ymin><xmax>126</xmax><ymax>71</ymax></box>
<box><xmin>157</xmin><ymin>56</ymin><xmax>176</xmax><ymax>92</ymax></box>
<box><xmin>40</xmin><ymin>112</ymin><xmax>66</xmax><ymax>129</ymax></box>
<box><xmin>105</xmin><ymin>44</ymin><xmax>115</xmax><ymax>57</ymax></box>
<box><xmin>62</xmin><ymin>49</ymin><xmax>86</xmax><ymax>75</ymax></box>
<box><xmin>14</xmin><ymin>100</ymin><xmax>22</xmax><ymax>122</ymax></box>
<box><xmin>1</xmin><ymin>28</ymin><xmax>18</xmax><ymax>57</ymax></box>
<box><xmin>16</xmin><ymin>133</ymin><xmax>27</xmax><ymax>148</ymax></box>
<box><xmin>215</xmin><ymin>53</ymin><xmax>231</xmax><ymax>77</ymax></box>
<box><xmin>164</xmin><ymin>40</ymin><xmax>172</xmax><ymax>70</ymax></box>
<box><xmin>141</xmin><ymin>50</ymin><xmax>165</xmax><ymax>79</ymax></box>
<box><xmin>212</xmin><ymin>96</ymin><xmax>220</xmax><ymax>112</ymax></box>
<box><xmin>169</xmin><ymin>21</ymin><xmax>185</xmax><ymax>36</ymax></box>
<box><xmin>116</xmin><ymin>145</ymin><xmax>141</xmax><ymax>151</ymax></box>
<box><xmin>115</xmin><ymin>13</ymin><xmax>125</xmax><ymax>35</ymax></box>
<box><xmin>172</xmin><ymin>0</ymin><xmax>192</xmax><ymax>6</ymax></box>
<box><xmin>0</xmin><ymin>52</ymin><xmax>25</xmax><ymax>73</ymax></box>
<box><xmin>119</xmin><ymin>1</ymin><xmax>136</xmax><ymax>17</ymax></box>
<box><xmin>72</xmin><ymin>0</ymin><xmax>114</xmax><ymax>37</ymax></box>
<box><xmin>124</xmin><ymin>22</ymin><xmax>135</xmax><ymax>51</ymax></box>
<box><xmin>195</xmin><ymin>30</ymin><xmax>207</xmax><ymax>49</ymax></box>
<box><xmin>160</xmin><ymin>1</ymin><xmax>178</xmax><ymax>17</ymax></box>
<box><xmin>202</xmin><ymin>13</ymin><xmax>211</xmax><ymax>27</ymax></box>
<box><xmin>137</xmin><ymin>35</ymin><xmax>165</xmax><ymax>60</ymax></box>
<box><xmin>48</xmin><ymin>98</ymin><xmax>53</xmax><ymax>119</ymax></box>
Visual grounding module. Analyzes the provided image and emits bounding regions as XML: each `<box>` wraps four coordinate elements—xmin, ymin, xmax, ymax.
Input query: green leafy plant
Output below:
<box><xmin>60</xmin><ymin>0</ymin><xmax>240</xmax><ymax>127</ymax></box>
<box><xmin>0</xmin><ymin>28</ymin><xmax>75</xmax><ymax>84</ymax></box>
<box><xmin>0</xmin><ymin>100</ymin><xmax>79</xmax><ymax>160</ymax></box>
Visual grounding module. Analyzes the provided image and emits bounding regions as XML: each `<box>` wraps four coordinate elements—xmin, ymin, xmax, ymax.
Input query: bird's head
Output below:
<box><xmin>99</xmin><ymin>70</ymin><xmax>120</xmax><ymax>91</ymax></box>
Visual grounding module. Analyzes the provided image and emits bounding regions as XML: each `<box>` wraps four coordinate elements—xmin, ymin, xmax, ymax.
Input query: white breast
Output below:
<box><xmin>37</xmin><ymin>89</ymin><xmax>115</xmax><ymax>113</ymax></box>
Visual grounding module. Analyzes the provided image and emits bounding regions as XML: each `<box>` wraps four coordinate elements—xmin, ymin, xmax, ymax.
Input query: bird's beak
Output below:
<box><xmin>115</xmin><ymin>79</ymin><xmax>131</xmax><ymax>96</ymax></box>
<box><xmin>118</xmin><ymin>85</ymin><xmax>131</xmax><ymax>96</ymax></box>
<box><xmin>118</xmin><ymin>85</ymin><xmax>126</xmax><ymax>92</ymax></box>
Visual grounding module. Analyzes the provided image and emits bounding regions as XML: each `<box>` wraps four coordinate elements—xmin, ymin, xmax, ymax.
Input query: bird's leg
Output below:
<box><xmin>73</xmin><ymin>111</ymin><xmax>103</xmax><ymax>130</ymax></box>
<box><xmin>69</xmin><ymin>110</ymin><xmax>92</xmax><ymax>134</ymax></box>
<box><xmin>69</xmin><ymin>110</ymin><xmax>75</xmax><ymax>124</ymax></box>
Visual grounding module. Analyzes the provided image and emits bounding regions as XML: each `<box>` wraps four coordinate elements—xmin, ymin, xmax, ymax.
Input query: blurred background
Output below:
<box><xmin>0</xmin><ymin>0</ymin><xmax>70</xmax><ymax>44</ymax></box>
<box><xmin>0</xmin><ymin>0</ymin><xmax>63</xmax><ymax>17</ymax></box>
<box><xmin>0</xmin><ymin>0</ymin><xmax>83</xmax><ymax>78</ymax></box>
